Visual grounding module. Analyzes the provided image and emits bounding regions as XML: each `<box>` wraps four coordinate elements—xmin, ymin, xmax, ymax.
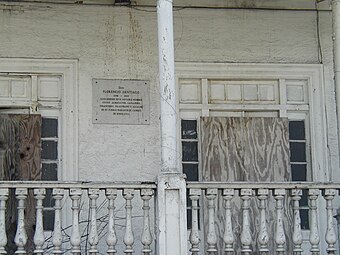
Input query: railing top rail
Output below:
<box><xmin>0</xmin><ymin>181</ymin><xmax>157</xmax><ymax>189</ymax></box>
<box><xmin>187</xmin><ymin>181</ymin><xmax>340</xmax><ymax>190</ymax></box>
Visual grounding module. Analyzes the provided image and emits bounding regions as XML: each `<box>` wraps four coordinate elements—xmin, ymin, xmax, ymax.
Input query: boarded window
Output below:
<box><xmin>201</xmin><ymin>117</ymin><xmax>292</xmax><ymax>253</ymax></box>
<box><xmin>0</xmin><ymin>114</ymin><xmax>41</xmax><ymax>254</ymax></box>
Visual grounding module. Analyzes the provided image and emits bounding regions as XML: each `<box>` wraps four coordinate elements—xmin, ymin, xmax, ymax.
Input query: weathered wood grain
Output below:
<box><xmin>201</xmin><ymin>117</ymin><xmax>292</xmax><ymax>254</ymax></box>
<box><xmin>0</xmin><ymin>114</ymin><xmax>41</xmax><ymax>254</ymax></box>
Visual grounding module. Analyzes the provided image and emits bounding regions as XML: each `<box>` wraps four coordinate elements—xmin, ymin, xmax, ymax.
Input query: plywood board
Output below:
<box><xmin>201</xmin><ymin>117</ymin><xmax>292</xmax><ymax>254</ymax></box>
<box><xmin>0</xmin><ymin>114</ymin><xmax>41</xmax><ymax>254</ymax></box>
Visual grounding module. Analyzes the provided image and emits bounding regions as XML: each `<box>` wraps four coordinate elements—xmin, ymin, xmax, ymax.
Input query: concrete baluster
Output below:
<box><xmin>291</xmin><ymin>189</ymin><xmax>303</xmax><ymax>255</ymax></box>
<box><xmin>257</xmin><ymin>189</ymin><xmax>269</xmax><ymax>254</ymax></box>
<box><xmin>324</xmin><ymin>189</ymin><xmax>337</xmax><ymax>255</ymax></box>
<box><xmin>15</xmin><ymin>188</ymin><xmax>28</xmax><ymax>254</ymax></box>
<box><xmin>0</xmin><ymin>189</ymin><xmax>8</xmax><ymax>254</ymax></box>
<box><xmin>240</xmin><ymin>189</ymin><xmax>252</xmax><ymax>255</ymax></box>
<box><xmin>274</xmin><ymin>189</ymin><xmax>286</xmax><ymax>255</ymax></box>
<box><xmin>70</xmin><ymin>189</ymin><xmax>82</xmax><ymax>255</ymax></box>
<box><xmin>106</xmin><ymin>189</ymin><xmax>117</xmax><ymax>255</ymax></box>
<box><xmin>123</xmin><ymin>189</ymin><xmax>134</xmax><ymax>255</ymax></box>
<box><xmin>88</xmin><ymin>189</ymin><xmax>99</xmax><ymax>254</ymax></box>
<box><xmin>206</xmin><ymin>188</ymin><xmax>217</xmax><ymax>254</ymax></box>
<box><xmin>223</xmin><ymin>189</ymin><xmax>234</xmax><ymax>255</ymax></box>
<box><xmin>189</xmin><ymin>189</ymin><xmax>201</xmax><ymax>255</ymax></box>
<box><xmin>309</xmin><ymin>189</ymin><xmax>320</xmax><ymax>255</ymax></box>
<box><xmin>141</xmin><ymin>189</ymin><xmax>154</xmax><ymax>255</ymax></box>
<box><xmin>52</xmin><ymin>189</ymin><xmax>64</xmax><ymax>254</ymax></box>
<box><xmin>33</xmin><ymin>189</ymin><xmax>46</xmax><ymax>255</ymax></box>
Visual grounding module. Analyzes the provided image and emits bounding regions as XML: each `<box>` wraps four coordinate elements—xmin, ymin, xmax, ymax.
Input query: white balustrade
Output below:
<box><xmin>291</xmin><ymin>189</ymin><xmax>303</xmax><ymax>255</ymax></box>
<box><xmin>88</xmin><ymin>189</ymin><xmax>99</xmax><ymax>254</ymax></box>
<box><xmin>52</xmin><ymin>188</ymin><xmax>64</xmax><ymax>254</ymax></box>
<box><xmin>206</xmin><ymin>188</ymin><xmax>218</xmax><ymax>254</ymax></box>
<box><xmin>4</xmin><ymin>181</ymin><xmax>340</xmax><ymax>254</ymax></box>
<box><xmin>223</xmin><ymin>189</ymin><xmax>234</xmax><ymax>254</ymax></box>
<box><xmin>309</xmin><ymin>189</ymin><xmax>320</xmax><ymax>255</ymax></box>
<box><xmin>257</xmin><ymin>189</ymin><xmax>269</xmax><ymax>254</ymax></box>
<box><xmin>189</xmin><ymin>188</ymin><xmax>201</xmax><ymax>255</ymax></box>
<box><xmin>15</xmin><ymin>188</ymin><xmax>28</xmax><ymax>254</ymax></box>
<box><xmin>0</xmin><ymin>188</ymin><xmax>8</xmax><ymax>254</ymax></box>
<box><xmin>70</xmin><ymin>188</ymin><xmax>82</xmax><ymax>255</ymax></box>
<box><xmin>141</xmin><ymin>189</ymin><xmax>153</xmax><ymax>255</ymax></box>
<box><xmin>33</xmin><ymin>189</ymin><xmax>46</xmax><ymax>255</ymax></box>
<box><xmin>240</xmin><ymin>189</ymin><xmax>252</xmax><ymax>255</ymax></box>
<box><xmin>123</xmin><ymin>189</ymin><xmax>135</xmax><ymax>255</ymax></box>
<box><xmin>106</xmin><ymin>188</ymin><xmax>117</xmax><ymax>255</ymax></box>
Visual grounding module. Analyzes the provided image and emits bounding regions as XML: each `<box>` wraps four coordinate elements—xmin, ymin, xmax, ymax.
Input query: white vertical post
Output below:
<box><xmin>157</xmin><ymin>0</ymin><xmax>177</xmax><ymax>173</ymax></box>
<box><xmin>157</xmin><ymin>174</ymin><xmax>187</xmax><ymax>255</ymax></box>
<box><xmin>0</xmin><ymin>189</ymin><xmax>8</xmax><ymax>254</ymax></box>
<box><xmin>33</xmin><ymin>189</ymin><xmax>46</xmax><ymax>255</ymax></box>
<box><xmin>157</xmin><ymin>0</ymin><xmax>187</xmax><ymax>253</ymax></box>
<box><xmin>332</xmin><ymin>0</ymin><xmax>340</xmax><ymax>148</ymax></box>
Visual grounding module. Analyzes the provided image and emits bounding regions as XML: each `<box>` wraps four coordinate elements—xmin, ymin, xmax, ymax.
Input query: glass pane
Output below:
<box><xmin>183</xmin><ymin>164</ymin><xmax>199</xmax><ymax>181</ymax></box>
<box><xmin>43</xmin><ymin>188</ymin><xmax>54</xmax><ymax>207</ymax></box>
<box><xmin>289</xmin><ymin>121</ymin><xmax>305</xmax><ymax>140</ymax></box>
<box><xmin>291</xmin><ymin>164</ymin><xmax>307</xmax><ymax>181</ymax></box>
<box><xmin>300</xmin><ymin>209</ymin><xmax>309</xmax><ymax>230</ymax></box>
<box><xmin>42</xmin><ymin>118</ymin><xmax>58</xmax><ymax>138</ymax></box>
<box><xmin>181</xmin><ymin>120</ymin><xmax>197</xmax><ymax>139</ymax></box>
<box><xmin>290</xmin><ymin>142</ymin><xmax>306</xmax><ymax>162</ymax></box>
<box><xmin>182</xmin><ymin>142</ymin><xmax>198</xmax><ymax>162</ymax></box>
<box><xmin>300</xmin><ymin>190</ymin><xmax>308</xmax><ymax>206</ymax></box>
<box><xmin>42</xmin><ymin>141</ymin><xmax>58</xmax><ymax>160</ymax></box>
<box><xmin>43</xmin><ymin>210</ymin><xmax>55</xmax><ymax>231</ymax></box>
<box><xmin>187</xmin><ymin>209</ymin><xmax>192</xmax><ymax>229</ymax></box>
<box><xmin>42</xmin><ymin>163</ymin><xmax>58</xmax><ymax>181</ymax></box>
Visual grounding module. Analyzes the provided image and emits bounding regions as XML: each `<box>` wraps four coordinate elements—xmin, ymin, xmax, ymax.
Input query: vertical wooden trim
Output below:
<box><xmin>201</xmin><ymin>79</ymin><xmax>209</xmax><ymax>117</ymax></box>
<box><xmin>279</xmin><ymin>78</ymin><xmax>287</xmax><ymax>118</ymax></box>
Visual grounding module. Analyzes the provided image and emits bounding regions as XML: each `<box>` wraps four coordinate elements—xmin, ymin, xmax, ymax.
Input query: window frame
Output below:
<box><xmin>0</xmin><ymin>58</ymin><xmax>79</xmax><ymax>181</ymax></box>
<box><xmin>176</xmin><ymin>63</ymin><xmax>328</xmax><ymax>183</ymax></box>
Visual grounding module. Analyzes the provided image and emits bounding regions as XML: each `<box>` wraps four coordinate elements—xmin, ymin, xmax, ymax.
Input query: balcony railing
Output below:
<box><xmin>0</xmin><ymin>181</ymin><xmax>340</xmax><ymax>254</ymax></box>
<box><xmin>0</xmin><ymin>181</ymin><xmax>157</xmax><ymax>255</ymax></box>
<box><xmin>187</xmin><ymin>182</ymin><xmax>340</xmax><ymax>255</ymax></box>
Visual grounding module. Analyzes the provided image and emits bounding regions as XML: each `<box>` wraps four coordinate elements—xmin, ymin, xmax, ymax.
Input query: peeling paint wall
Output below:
<box><xmin>0</xmin><ymin>3</ymin><xmax>338</xmax><ymax>181</ymax></box>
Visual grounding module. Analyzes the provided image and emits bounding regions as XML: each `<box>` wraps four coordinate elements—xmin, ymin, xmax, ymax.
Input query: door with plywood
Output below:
<box><xmin>0</xmin><ymin>114</ymin><xmax>41</xmax><ymax>254</ymax></box>
<box><xmin>201</xmin><ymin>117</ymin><xmax>292</xmax><ymax>254</ymax></box>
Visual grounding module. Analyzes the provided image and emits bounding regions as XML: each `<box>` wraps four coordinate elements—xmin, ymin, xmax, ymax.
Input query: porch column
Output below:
<box><xmin>156</xmin><ymin>0</ymin><xmax>187</xmax><ymax>254</ymax></box>
<box><xmin>333</xmin><ymin>0</ymin><xmax>340</xmax><ymax>150</ymax></box>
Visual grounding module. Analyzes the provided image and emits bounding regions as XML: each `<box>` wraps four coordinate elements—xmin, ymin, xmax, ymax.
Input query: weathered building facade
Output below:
<box><xmin>0</xmin><ymin>0</ymin><xmax>340</xmax><ymax>254</ymax></box>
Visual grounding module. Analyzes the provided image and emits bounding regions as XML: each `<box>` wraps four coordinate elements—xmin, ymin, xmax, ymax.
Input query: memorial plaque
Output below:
<box><xmin>92</xmin><ymin>79</ymin><xmax>150</xmax><ymax>124</ymax></box>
